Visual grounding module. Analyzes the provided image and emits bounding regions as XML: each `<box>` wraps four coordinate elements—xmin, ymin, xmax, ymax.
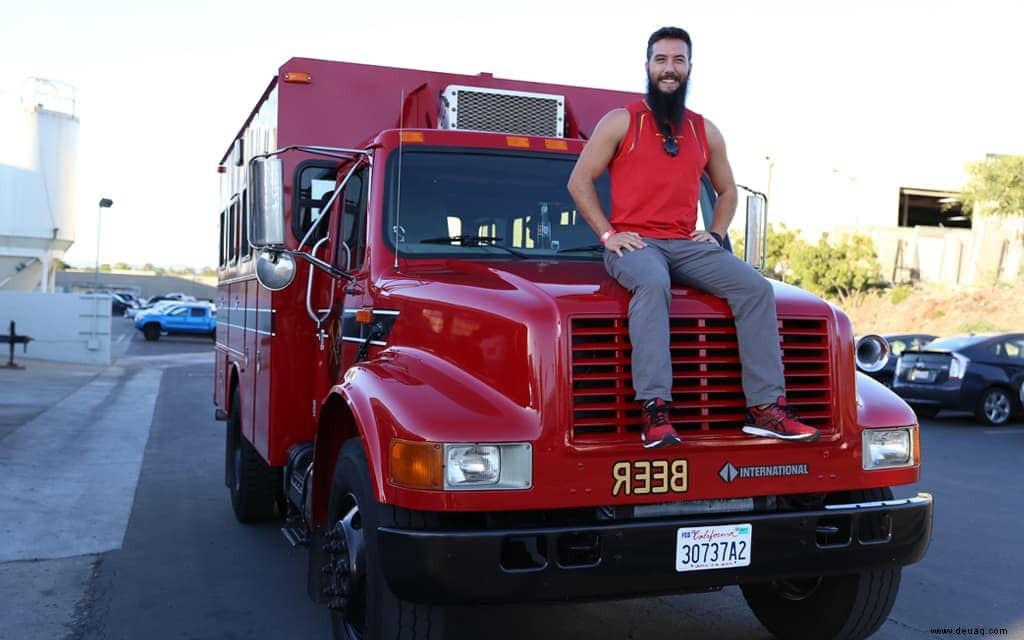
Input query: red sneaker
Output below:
<box><xmin>641</xmin><ymin>399</ymin><xmax>681</xmax><ymax>448</ymax></box>
<box><xmin>743</xmin><ymin>397</ymin><xmax>820</xmax><ymax>442</ymax></box>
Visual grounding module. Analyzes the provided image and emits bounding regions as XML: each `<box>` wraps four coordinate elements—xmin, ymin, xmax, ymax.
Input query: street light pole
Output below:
<box><xmin>94</xmin><ymin>198</ymin><xmax>113</xmax><ymax>290</ymax></box>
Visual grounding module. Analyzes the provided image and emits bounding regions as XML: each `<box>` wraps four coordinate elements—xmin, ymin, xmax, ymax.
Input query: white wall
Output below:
<box><xmin>0</xmin><ymin>292</ymin><xmax>110</xmax><ymax>365</ymax></box>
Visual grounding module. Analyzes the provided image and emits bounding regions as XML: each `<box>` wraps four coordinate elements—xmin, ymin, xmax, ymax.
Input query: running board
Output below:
<box><xmin>281</xmin><ymin>524</ymin><xmax>309</xmax><ymax>547</ymax></box>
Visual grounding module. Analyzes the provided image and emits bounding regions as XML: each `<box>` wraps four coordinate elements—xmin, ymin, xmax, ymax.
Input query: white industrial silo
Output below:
<box><xmin>0</xmin><ymin>78</ymin><xmax>79</xmax><ymax>292</ymax></box>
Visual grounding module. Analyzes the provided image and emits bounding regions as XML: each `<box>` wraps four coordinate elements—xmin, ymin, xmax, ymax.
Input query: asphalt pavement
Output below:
<box><xmin>0</xmin><ymin>322</ymin><xmax>210</xmax><ymax>640</ymax></box>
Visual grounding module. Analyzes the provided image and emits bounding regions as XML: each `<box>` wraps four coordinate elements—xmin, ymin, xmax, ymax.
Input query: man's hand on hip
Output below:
<box><xmin>691</xmin><ymin>230</ymin><xmax>723</xmax><ymax>246</ymax></box>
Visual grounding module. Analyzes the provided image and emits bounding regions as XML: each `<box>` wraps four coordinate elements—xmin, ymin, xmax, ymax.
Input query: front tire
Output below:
<box><xmin>143</xmin><ymin>323</ymin><xmax>161</xmax><ymax>341</ymax></box>
<box><xmin>741</xmin><ymin>488</ymin><xmax>901</xmax><ymax>640</ymax></box>
<box><xmin>327</xmin><ymin>439</ymin><xmax>444</xmax><ymax>640</ymax></box>
<box><xmin>976</xmin><ymin>387</ymin><xmax>1013</xmax><ymax>426</ymax></box>
<box><xmin>225</xmin><ymin>388</ymin><xmax>279</xmax><ymax>522</ymax></box>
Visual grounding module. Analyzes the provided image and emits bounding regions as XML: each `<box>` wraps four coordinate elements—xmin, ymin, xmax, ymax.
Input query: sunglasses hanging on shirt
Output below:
<box><xmin>659</xmin><ymin>122</ymin><xmax>679</xmax><ymax>157</ymax></box>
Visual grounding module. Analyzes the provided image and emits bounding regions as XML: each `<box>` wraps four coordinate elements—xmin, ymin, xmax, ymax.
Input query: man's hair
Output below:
<box><xmin>646</xmin><ymin>26</ymin><xmax>692</xmax><ymax>61</ymax></box>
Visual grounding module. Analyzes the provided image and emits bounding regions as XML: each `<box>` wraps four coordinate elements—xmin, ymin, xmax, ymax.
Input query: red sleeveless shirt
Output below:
<box><xmin>608</xmin><ymin>101</ymin><xmax>709</xmax><ymax>238</ymax></box>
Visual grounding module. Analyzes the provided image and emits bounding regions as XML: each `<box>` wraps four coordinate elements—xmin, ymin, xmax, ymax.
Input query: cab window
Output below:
<box><xmin>292</xmin><ymin>161</ymin><xmax>338</xmax><ymax>246</ymax></box>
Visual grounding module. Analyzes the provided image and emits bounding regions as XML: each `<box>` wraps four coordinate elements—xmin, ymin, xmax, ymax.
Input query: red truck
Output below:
<box><xmin>214</xmin><ymin>58</ymin><xmax>932</xmax><ymax>640</ymax></box>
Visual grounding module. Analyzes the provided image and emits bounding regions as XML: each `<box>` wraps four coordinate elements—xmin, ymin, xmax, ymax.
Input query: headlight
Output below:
<box><xmin>862</xmin><ymin>428</ymin><xmax>918</xmax><ymax>470</ymax></box>
<box><xmin>445</xmin><ymin>443</ymin><xmax>532</xmax><ymax>490</ymax></box>
<box><xmin>389</xmin><ymin>439</ymin><xmax>532</xmax><ymax>491</ymax></box>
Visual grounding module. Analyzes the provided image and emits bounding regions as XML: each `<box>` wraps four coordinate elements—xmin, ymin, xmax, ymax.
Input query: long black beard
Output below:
<box><xmin>645</xmin><ymin>76</ymin><xmax>688</xmax><ymax>133</ymax></box>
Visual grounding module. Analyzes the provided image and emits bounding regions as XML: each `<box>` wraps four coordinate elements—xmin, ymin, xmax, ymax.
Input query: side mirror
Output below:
<box><xmin>744</xmin><ymin>194</ymin><xmax>767</xmax><ymax>272</ymax></box>
<box><xmin>249</xmin><ymin>157</ymin><xmax>285</xmax><ymax>247</ymax></box>
<box><xmin>255</xmin><ymin>249</ymin><xmax>297</xmax><ymax>291</ymax></box>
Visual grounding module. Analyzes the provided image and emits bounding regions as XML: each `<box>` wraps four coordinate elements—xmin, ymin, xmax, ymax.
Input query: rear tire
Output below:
<box><xmin>976</xmin><ymin>387</ymin><xmax>1013</xmax><ymax>426</ymax></box>
<box><xmin>741</xmin><ymin>487</ymin><xmax>901</xmax><ymax>640</ymax></box>
<box><xmin>143</xmin><ymin>324</ymin><xmax>161</xmax><ymax>341</ymax></box>
<box><xmin>327</xmin><ymin>439</ymin><xmax>444</xmax><ymax>640</ymax></box>
<box><xmin>225</xmin><ymin>388</ymin><xmax>279</xmax><ymax>523</ymax></box>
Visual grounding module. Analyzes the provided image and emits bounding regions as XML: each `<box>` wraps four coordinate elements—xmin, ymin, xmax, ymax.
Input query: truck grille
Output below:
<box><xmin>439</xmin><ymin>85</ymin><xmax>565</xmax><ymax>137</ymax></box>
<box><xmin>570</xmin><ymin>317</ymin><xmax>833</xmax><ymax>443</ymax></box>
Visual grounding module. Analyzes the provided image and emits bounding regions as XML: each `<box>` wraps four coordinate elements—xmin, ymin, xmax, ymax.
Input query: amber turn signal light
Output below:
<box><xmin>390</xmin><ymin>439</ymin><xmax>444</xmax><ymax>490</ymax></box>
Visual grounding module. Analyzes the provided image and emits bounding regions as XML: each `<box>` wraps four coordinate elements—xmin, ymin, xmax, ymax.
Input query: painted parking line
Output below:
<box><xmin>983</xmin><ymin>427</ymin><xmax>1024</xmax><ymax>435</ymax></box>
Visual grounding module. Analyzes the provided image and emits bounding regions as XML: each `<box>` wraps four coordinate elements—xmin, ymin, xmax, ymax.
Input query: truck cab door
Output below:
<box><xmin>329</xmin><ymin>164</ymin><xmax>371</xmax><ymax>376</ymax></box>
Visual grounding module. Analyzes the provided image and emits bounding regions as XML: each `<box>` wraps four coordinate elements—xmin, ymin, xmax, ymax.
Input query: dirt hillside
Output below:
<box><xmin>831</xmin><ymin>281</ymin><xmax>1023</xmax><ymax>338</ymax></box>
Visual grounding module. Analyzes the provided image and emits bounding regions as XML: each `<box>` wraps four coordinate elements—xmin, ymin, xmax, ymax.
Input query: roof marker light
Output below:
<box><xmin>282</xmin><ymin>71</ymin><xmax>312</xmax><ymax>84</ymax></box>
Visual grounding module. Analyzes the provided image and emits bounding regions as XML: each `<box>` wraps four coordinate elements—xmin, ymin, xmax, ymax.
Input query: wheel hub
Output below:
<box><xmin>985</xmin><ymin>393</ymin><xmax>1010</xmax><ymax>423</ymax></box>
<box><xmin>323</xmin><ymin>500</ymin><xmax>365</xmax><ymax>613</ymax></box>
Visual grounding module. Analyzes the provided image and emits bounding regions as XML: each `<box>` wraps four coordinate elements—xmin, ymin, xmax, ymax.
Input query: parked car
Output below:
<box><xmin>125</xmin><ymin>299</ymin><xmax>177</xmax><ymax>320</ymax></box>
<box><xmin>134</xmin><ymin>302</ymin><xmax>217</xmax><ymax>341</ymax></box>
<box><xmin>857</xmin><ymin>333</ymin><xmax>938</xmax><ymax>387</ymax></box>
<box><xmin>893</xmin><ymin>332</ymin><xmax>1024</xmax><ymax>425</ymax></box>
<box><xmin>111</xmin><ymin>292</ymin><xmax>140</xmax><ymax>316</ymax></box>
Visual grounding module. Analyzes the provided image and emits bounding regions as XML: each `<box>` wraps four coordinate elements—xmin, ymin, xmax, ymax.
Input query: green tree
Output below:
<box><xmin>732</xmin><ymin>223</ymin><xmax>884</xmax><ymax>298</ymax></box>
<box><xmin>790</xmin><ymin>233</ymin><xmax>885</xmax><ymax>298</ymax></box>
<box><xmin>113</xmin><ymin>261</ymin><xmax>131</xmax><ymax>271</ymax></box>
<box><xmin>959</xmin><ymin>154</ymin><xmax>1024</xmax><ymax>218</ymax></box>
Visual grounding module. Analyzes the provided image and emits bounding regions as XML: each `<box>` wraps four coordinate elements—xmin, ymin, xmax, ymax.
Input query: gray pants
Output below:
<box><xmin>604</xmin><ymin>238</ymin><xmax>784</xmax><ymax>407</ymax></box>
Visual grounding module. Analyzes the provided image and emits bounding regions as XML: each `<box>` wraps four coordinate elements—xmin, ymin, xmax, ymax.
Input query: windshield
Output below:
<box><xmin>383</xmin><ymin>149</ymin><xmax>611</xmax><ymax>259</ymax></box>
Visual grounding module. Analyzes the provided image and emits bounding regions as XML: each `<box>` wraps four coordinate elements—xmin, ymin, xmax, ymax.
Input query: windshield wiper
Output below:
<box><xmin>420</xmin><ymin>235</ymin><xmax>529</xmax><ymax>258</ymax></box>
<box><xmin>556</xmin><ymin>243</ymin><xmax>603</xmax><ymax>254</ymax></box>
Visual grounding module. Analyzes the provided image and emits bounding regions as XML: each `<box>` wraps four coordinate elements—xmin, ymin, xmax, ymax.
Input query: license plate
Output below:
<box><xmin>910</xmin><ymin>369</ymin><xmax>932</xmax><ymax>382</ymax></box>
<box><xmin>676</xmin><ymin>524</ymin><xmax>752</xmax><ymax>572</ymax></box>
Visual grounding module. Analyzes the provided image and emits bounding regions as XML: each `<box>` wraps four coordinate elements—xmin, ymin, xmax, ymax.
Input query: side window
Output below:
<box><xmin>189</xmin><ymin>307</ymin><xmax>205</xmax><ymax>318</ymax></box>
<box><xmin>169</xmin><ymin>307</ymin><xmax>187</xmax><ymax>317</ymax></box>
<box><xmin>337</xmin><ymin>166</ymin><xmax>369</xmax><ymax>270</ymax></box>
<box><xmin>1003</xmin><ymin>339</ymin><xmax>1023</xmax><ymax>360</ymax></box>
<box><xmin>292</xmin><ymin>161</ymin><xmax>338</xmax><ymax>246</ymax></box>
<box><xmin>218</xmin><ymin>210</ymin><xmax>226</xmax><ymax>267</ymax></box>
<box><xmin>228</xmin><ymin>198</ymin><xmax>239</xmax><ymax>264</ymax></box>
<box><xmin>240</xmin><ymin>190</ymin><xmax>250</xmax><ymax>260</ymax></box>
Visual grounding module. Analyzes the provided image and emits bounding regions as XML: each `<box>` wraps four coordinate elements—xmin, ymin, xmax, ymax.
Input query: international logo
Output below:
<box><xmin>718</xmin><ymin>461</ymin><xmax>809</xmax><ymax>484</ymax></box>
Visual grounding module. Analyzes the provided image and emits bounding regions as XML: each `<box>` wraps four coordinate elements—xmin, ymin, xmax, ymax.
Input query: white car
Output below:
<box><xmin>126</xmin><ymin>300</ymin><xmax>179</xmax><ymax>320</ymax></box>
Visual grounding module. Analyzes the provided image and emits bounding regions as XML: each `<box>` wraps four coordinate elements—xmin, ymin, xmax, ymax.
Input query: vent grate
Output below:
<box><xmin>569</xmin><ymin>316</ymin><xmax>833</xmax><ymax>443</ymax></box>
<box><xmin>439</xmin><ymin>85</ymin><xmax>564</xmax><ymax>137</ymax></box>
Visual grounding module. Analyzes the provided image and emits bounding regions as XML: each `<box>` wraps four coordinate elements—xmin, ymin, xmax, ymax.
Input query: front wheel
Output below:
<box><xmin>741</xmin><ymin>488</ymin><xmax>901</xmax><ymax>640</ymax></box>
<box><xmin>327</xmin><ymin>439</ymin><xmax>444</xmax><ymax>640</ymax></box>
<box><xmin>143</xmin><ymin>323</ymin><xmax>161</xmax><ymax>341</ymax></box>
<box><xmin>976</xmin><ymin>387</ymin><xmax>1013</xmax><ymax>426</ymax></box>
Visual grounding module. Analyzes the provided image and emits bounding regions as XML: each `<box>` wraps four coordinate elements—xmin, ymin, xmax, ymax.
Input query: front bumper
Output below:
<box><xmin>379</xmin><ymin>493</ymin><xmax>933</xmax><ymax>605</ymax></box>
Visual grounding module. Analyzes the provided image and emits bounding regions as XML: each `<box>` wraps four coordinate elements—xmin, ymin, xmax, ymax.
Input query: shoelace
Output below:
<box><xmin>644</xmin><ymin>403</ymin><xmax>671</xmax><ymax>427</ymax></box>
<box><xmin>755</xmin><ymin>403</ymin><xmax>799</xmax><ymax>430</ymax></box>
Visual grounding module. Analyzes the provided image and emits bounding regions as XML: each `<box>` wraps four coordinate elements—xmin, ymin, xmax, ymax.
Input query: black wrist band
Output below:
<box><xmin>709</xmin><ymin>231</ymin><xmax>723</xmax><ymax>246</ymax></box>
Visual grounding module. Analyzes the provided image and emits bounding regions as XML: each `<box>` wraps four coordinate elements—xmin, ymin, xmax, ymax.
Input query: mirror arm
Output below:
<box><xmin>287</xmin><ymin>249</ymin><xmax>357</xmax><ymax>282</ymax></box>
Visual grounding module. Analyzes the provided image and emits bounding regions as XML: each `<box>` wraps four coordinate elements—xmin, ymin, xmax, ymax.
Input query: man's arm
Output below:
<box><xmin>567</xmin><ymin>109</ymin><xmax>645</xmax><ymax>257</ymax></box>
<box><xmin>702</xmin><ymin>117</ymin><xmax>738</xmax><ymax>241</ymax></box>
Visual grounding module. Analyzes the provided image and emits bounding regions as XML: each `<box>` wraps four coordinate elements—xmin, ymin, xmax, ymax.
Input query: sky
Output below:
<box><xmin>2</xmin><ymin>0</ymin><xmax>1022</xmax><ymax>270</ymax></box>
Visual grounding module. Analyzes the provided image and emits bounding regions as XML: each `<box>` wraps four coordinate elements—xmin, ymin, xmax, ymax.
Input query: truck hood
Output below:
<box><xmin>377</xmin><ymin>259</ymin><xmax>834</xmax><ymax>409</ymax></box>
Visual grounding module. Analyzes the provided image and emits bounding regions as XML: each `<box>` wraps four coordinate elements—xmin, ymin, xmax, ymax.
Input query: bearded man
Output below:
<box><xmin>567</xmin><ymin>26</ymin><xmax>820</xmax><ymax>448</ymax></box>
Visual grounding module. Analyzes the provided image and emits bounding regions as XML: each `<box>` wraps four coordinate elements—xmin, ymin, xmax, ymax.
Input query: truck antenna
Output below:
<box><xmin>393</xmin><ymin>89</ymin><xmax>406</xmax><ymax>268</ymax></box>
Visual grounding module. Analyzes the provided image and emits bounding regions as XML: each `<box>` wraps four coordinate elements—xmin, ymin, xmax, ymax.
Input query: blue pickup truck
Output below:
<box><xmin>134</xmin><ymin>302</ymin><xmax>217</xmax><ymax>341</ymax></box>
